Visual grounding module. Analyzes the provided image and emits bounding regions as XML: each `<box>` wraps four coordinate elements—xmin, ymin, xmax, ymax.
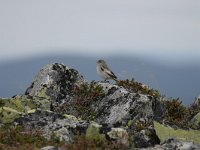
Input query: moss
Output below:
<box><xmin>86</xmin><ymin>122</ymin><xmax>105</xmax><ymax>143</ymax></box>
<box><xmin>154</xmin><ymin>121</ymin><xmax>200</xmax><ymax>144</ymax></box>
<box><xmin>0</xmin><ymin>95</ymin><xmax>51</xmax><ymax>123</ymax></box>
<box><xmin>5</xmin><ymin>98</ymin><xmax>25</xmax><ymax>112</ymax></box>
<box><xmin>63</xmin><ymin>114</ymin><xmax>79</xmax><ymax>121</ymax></box>
<box><xmin>27</xmin><ymin>109</ymin><xmax>36</xmax><ymax>114</ymax></box>
<box><xmin>37</xmin><ymin>87</ymin><xmax>50</xmax><ymax>99</ymax></box>
<box><xmin>127</xmin><ymin>120</ymin><xmax>133</xmax><ymax>127</ymax></box>
<box><xmin>18</xmin><ymin>95</ymin><xmax>51</xmax><ymax>111</ymax></box>
<box><xmin>192</xmin><ymin>112</ymin><xmax>200</xmax><ymax>127</ymax></box>
<box><xmin>0</xmin><ymin>107</ymin><xmax>22</xmax><ymax>123</ymax></box>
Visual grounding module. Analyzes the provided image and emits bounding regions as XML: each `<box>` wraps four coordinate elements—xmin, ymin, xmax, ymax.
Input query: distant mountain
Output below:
<box><xmin>0</xmin><ymin>54</ymin><xmax>199</xmax><ymax>105</ymax></box>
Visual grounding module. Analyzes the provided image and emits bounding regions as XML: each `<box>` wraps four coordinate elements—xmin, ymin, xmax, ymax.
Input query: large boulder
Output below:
<box><xmin>25</xmin><ymin>63</ymin><xmax>84</xmax><ymax>110</ymax></box>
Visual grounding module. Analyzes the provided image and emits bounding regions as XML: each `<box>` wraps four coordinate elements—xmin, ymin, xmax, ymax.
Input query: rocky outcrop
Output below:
<box><xmin>14</xmin><ymin>109</ymin><xmax>89</xmax><ymax>142</ymax></box>
<box><xmin>0</xmin><ymin>63</ymin><xmax>200</xmax><ymax>149</ymax></box>
<box><xmin>140</xmin><ymin>138</ymin><xmax>200</xmax><ymax>150</ymax></box>
<box><xmin>25</xmin><ymin>63</ymin><xmax>84</xmax><ymax>111</ymax></box>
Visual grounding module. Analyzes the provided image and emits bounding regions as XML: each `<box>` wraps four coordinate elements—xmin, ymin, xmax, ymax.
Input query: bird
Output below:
<box><xmin>96</xmin><ymin>59</ymin><xmax>118</xmax><ymax>81</ymax></box>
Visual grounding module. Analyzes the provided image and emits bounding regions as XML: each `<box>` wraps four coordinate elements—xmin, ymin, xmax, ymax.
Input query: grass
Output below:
<box><xmin>0</xmin><ymin>125</ymin><xmax>63</xmax><ymax>150</ymax></box>
<box><xmin>0</xmin><ymin>124</ymin><xmax>126</xmax><ymax>150</ymax></box>
<box><xmin>56</xmin><ymin>81</ymin><xmax>105</xmax><ymax>120</ymax></box>
<box><xmin>116</xmin><ymin>79</ymin><xmax>160</xmax><ymax>98</ymax></box>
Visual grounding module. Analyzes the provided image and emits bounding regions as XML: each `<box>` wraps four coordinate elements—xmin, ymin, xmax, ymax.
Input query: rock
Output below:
<box><xmin>107</xmin><ymin>127</ymin><xmax>129</xmax><ymax>146</ymax></box>
<box><xmin>14</xmin><ymin>109</ymin><xmax>89</xmax><ymax>142</ymax></box>
<box><xmin>1</xmin><ymin>63</ymin><xmax>164</xmax><ymax>148</ymax></box>
<box><xmin>134</xmin><ymin>128</ymin><xmax>160</xmax><ymax>148</ymax></box>
<box><xmin>152</xmin><ymin>97</ymin><xmax>165</xmax><ymax>121</ymax></box>
<box><xmin>91</xmin><ymin>82</ymin><xmax>154</xmax><ymax>126</ymax></box>
<box><xmin>25</xmin><ymin>63</ymin><xmax>84</xmax><ymax>111</ymax></box>
<box><xmin>14</xmin><ymin>109</ymin><xmax>65</xmax><ymax>127</ymax></box>
<box><xmin>40</xmin><ymin>146</ymin><xmax>59</xmax><ymax>150</ymax></box>
<box><xmin>140</xmin><ymin>138</ymin><xmax>200</xmax><ymax>150</ymax></box>
<box><xmin>161</xmin><ymin>138</ymin><xmax>199</xmax><ymax>150</ymax></box>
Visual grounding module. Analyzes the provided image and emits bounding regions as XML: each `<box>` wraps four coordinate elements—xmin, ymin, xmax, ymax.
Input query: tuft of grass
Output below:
<box><xmin>56</xmin><ymin>81</ymin><xmax>105</xmax><ymax>120</ymax></box>
<box><xmin>163</xmin><ymin>98</ymin><xmax>200</xmax><ymax>129</ymax></box>
<box><xmin>0</xmin><ymin>124</ymin><xmax>126</xmax><ymax>150</ymax></box>
<box><xmin>116</xmin><ymin>79</ymin><xmax>160</xmax><ymax>98</ymax></box>
<box><xmin>61</xmin><ymin>135</ymin><xmax>127</xmax><ymax>150</ymax></box>
<box><xmin>71</xmin><ymin>81</ymin><xmax>105</xmax><ymax>120</ymax></box>
<box><xmin>0</xmin><ymin>124</ymin><xmax>64</xmax><ymax>150</ymax></box>
<box><xmin>164</xmin><ymin>98</ymin><xmax>199</xmax><ymax>129</ymax></box>
<box><xmin>164</xmin><ymin>98</ymin><xmax>187</xmax><ymax>124</ymax></box>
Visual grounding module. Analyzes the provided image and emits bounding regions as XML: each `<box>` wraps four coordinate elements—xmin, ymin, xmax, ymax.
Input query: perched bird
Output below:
<box><xmin>96</xmin><ymin>59</ymin><xmax>118</xmax><ymax>81</ymax></box>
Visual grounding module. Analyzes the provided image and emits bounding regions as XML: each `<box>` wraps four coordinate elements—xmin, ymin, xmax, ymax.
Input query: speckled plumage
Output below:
<box><xmin>96</xmin><ymin>59</ymin><xmax>117</xmax><ymax>81</ymax></box>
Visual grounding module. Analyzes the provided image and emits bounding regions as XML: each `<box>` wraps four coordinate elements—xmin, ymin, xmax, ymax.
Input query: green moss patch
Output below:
<box><xmin>86</xmin><ymin>122</ymin><xmax>105</xmax><ymax>142</ymax></box>
<box><xmin>154</xmin><ymin>121</ymin><xmax>200</xmax><ymax>144</ymax></box>
<box><xmin>192</xmin><ymin>112</ymin><xmax>200</xmax><ymax>127</ymax></box>
<box><xmin>0</xmin><ymin>95</ymin><xmax>51</xmax><ymax>123</ymax></box>
<box><xmin>0</xmin><ymin>107</ymin><xmax>22</xmax><ymax>123</ymax></box>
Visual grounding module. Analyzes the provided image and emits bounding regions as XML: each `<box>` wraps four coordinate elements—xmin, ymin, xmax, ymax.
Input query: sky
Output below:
<box><xmin>0</xmin><ymin>0</ymin><xmax>200</xmax><ymax>65</ymax></box>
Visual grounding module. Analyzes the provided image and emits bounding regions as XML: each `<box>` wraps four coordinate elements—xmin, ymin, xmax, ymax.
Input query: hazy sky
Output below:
<box><xmin>0</xmin><ymin>0</ymin><xmax>200</xmax><ymax>64</ymax></box>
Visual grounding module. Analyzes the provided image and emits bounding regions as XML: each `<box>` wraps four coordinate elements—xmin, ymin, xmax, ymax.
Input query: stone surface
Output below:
<box><xmin>140</xmin><ymin>138</ymin><xmax>200</xmax><ymax>150</ymax></box>
<box><xmin>40</xmin><ymin>146</ymin><xmax>59</xmax><ymax>150</ymax></box>
<box><xmin>25</xmin><ymin>63</ymin><xmax>84</xmax><ymax>111</ymax></box>
<box><xmin>14</xmin><ymin>109</ymin><xmax>89</xmax><ymax>142</ymax></box>
<box><xmin>107</xmin><ymin>127</ymin><xmax>129</xmax><ymax>146</ymax></box>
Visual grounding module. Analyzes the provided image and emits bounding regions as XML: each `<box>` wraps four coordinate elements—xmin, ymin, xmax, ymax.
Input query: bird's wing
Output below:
<box><xmin>106</xmin><ymin>69</ymin><xmax>117</xmax><ymax>79</ymax></box>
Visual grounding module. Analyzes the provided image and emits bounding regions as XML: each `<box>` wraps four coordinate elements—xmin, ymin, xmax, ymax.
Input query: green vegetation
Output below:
<box><xmin>63</xmin><ymin>136</ymin><xmax>126</xmax><ymax>150</ymax></box>
<box><xmin>0</xmin><ymin>125</ymin><xmax>63</xmax><ymax>150</ymax></box>
<box><xmin>154</xmin><ymin>121</ymin><xmax>200</xmax><ymax>144</ymax></box>
<box><xmin>116</xmin><ymin>79</ymin><xmax>160</xmax><ymax>98</ymax></box>
<box><xmin>163</xmin><ymin>98</ymin><xmax>200</xmax><ymax>129</ymax></box>
<box><xmin>163</xmin><ymin>98</ymin><xmax>188</xmax><ymax>127</ymax></box>
<box><xmin>86</xmin><ymin>122</ymin><xmax>105</xmax><ymax>143</ymax></box>
<box><xmin>0</xmin><ymin>95</ymin><xmax>51</xmax><ymax>123</ymax></box>
<box><xmin>57</xmin><ymin>81</ymin><xmax>105</xmax><ymax>120</ymax></box>
<box><xmin>117</xmin><ymin>79</ymin><xmax>200</xmax><ymax>130</ymax></box>
<box><xmin>0</xmin><ymin>124</ymin><xmax>126</xmax><ymax>150</ymax></box>
<box><xmin>72</xmin><ymin>81</ymin><xmax>105</xmax><ymax>120</ymax></box>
